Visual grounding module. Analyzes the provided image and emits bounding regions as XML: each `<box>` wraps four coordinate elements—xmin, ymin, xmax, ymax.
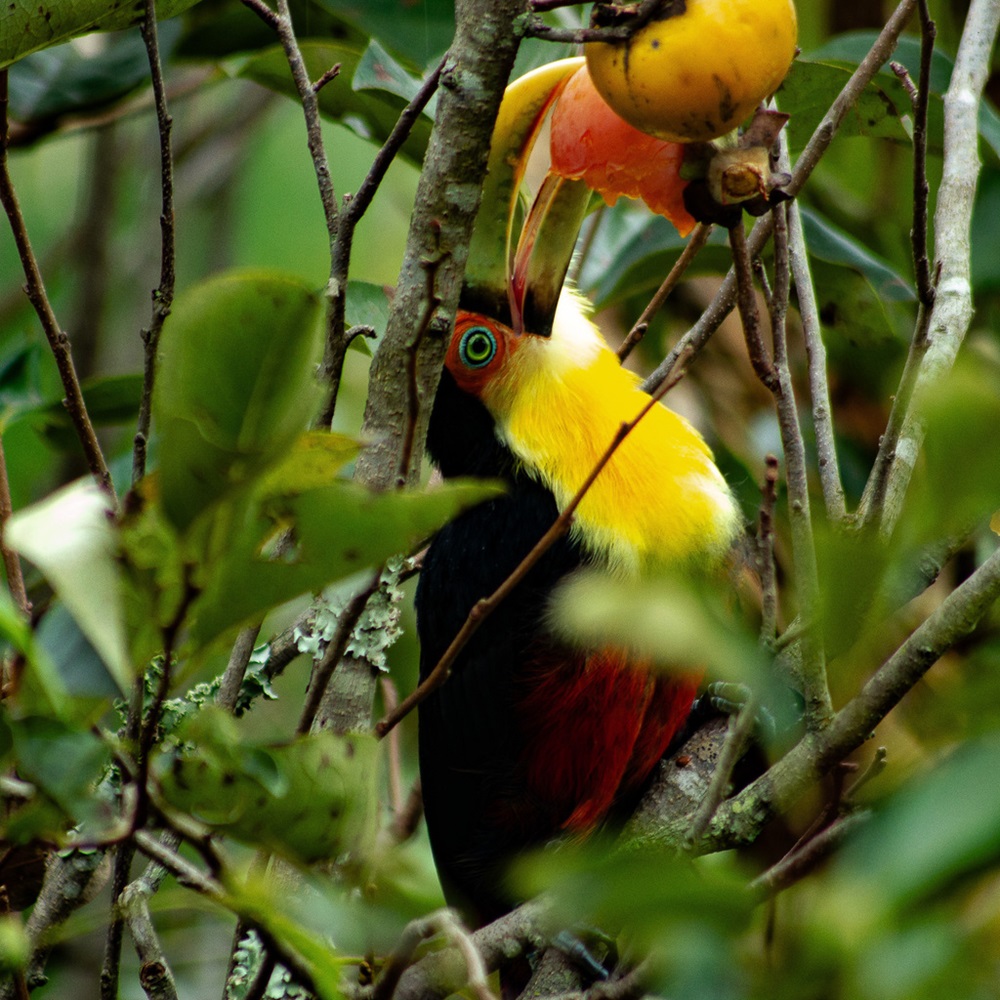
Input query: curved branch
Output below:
<box><xmin>706</xmin><ymin>541</ymin><xmax>1000</xmax><ymax>850</ymax></box>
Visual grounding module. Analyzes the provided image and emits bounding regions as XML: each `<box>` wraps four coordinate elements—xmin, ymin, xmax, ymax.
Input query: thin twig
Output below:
<box><xmin>748</xmin><ymin>810</ymin><xmax>870</xmax><ymax>900</ymax></box>
<box><xmin>844</xmin><ymin>746</ymin><xmax>889</xmax><ymax>801</ymax></box>
<box><xmin>312</xmin><ymin>63</ymin><xmax>341</xmax><ymax>94</ymax></box>
<box><xmin>911</xmin><ymin>0</ymin><xmax>937</xmax><ymax>307</ymax></box>
<box><xmin>101</xmin><ymin>838</ymin><xmax>135</xmax><ymax>1000</ymax></box>
<box><xmin>728</xmin><ymin>220</ymin><xmax>778</xmax><ymax>391</ymax></box>
<box><xmin>0</xmin><ymin>70</ymin><xmax>115</xmax><ymax>501</ymax></box>
<box><xmin>216</xmin><ymin>623</ymin><xmax>262</xmax><ymax>713</ymax></box>
<box><xmin>685</xmin><ymin>691</ymin><xmax>760</xmax><ymax>847</ymax></box>
<box><xmin>381</xmin><ymin>677</ymin><xmax>405</xmax><ymax>814</ymax></box>
<box><xmin>710</xmin><ymin>542</ymin><xmax>1000</xmax><ymax>850</ymax></box>
<box><xmin>374</xmin><ymin>361</ymin><xmax>691</xmax><ymax>739</ymax></box>
<box><xmin>135</xmin><ymin>575</ymin><xmax>195</xmax><ymax>829</ymax></box>
<box><xmin>120</xmin><ymin>882</ymin><xmax>180</xmax><ymax>1000</ymax></box>
<box><xmin>318</xmin><ymin>56</ymin><xmax>446</xmax><ymax>426</ymax></box>
<box><xmin>0</xmin><ymin>435</ymin><xmax>29</xmax><ymax>617</ymax></box>
<box><xmin>296</xmin><ymin>571</ymin><xmax>383</xmax><ymax>735</ymax></box>
<box><xmin>132</xmin><ymin>0</ymin><xmax>177</xmax><ymax>486</ymax></box>
<box><xmin>243</xmin><ymin>0</ymin><xmax>337</xmax><ymax>241</ymax></box>
<box><xmin>398</xmin><ymin>244</ymin><xmax>446</xmax><ymax>485</ymax></box>
<box><xmin>520</xmin><ymin>0</ymin><xmax>668</xmax><ymax>43</ymax></box>
<box><xmin>758</xmin><ymin>454</ymin><xmax>780</xmax><ymax>646</ymax></box>
<box><xmin>390</xmin><ymin>780</ymin><xmax>424</xmax><ymax>844</ymax></box>
<box><xmin>374</xmin><ymin>911</ymin><xmax>461</xmax><ymax>1000</ymax></box>
<box><xmin>617</xmin><ymin>222</ymin><xmax>713</xmax><ymax>362</ymax></box>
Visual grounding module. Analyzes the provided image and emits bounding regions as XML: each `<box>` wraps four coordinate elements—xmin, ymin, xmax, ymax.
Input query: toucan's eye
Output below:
<box><xmin>458</xmin><ymin>326</ymin><xmax>497</xmax><ymax>369</ymax></box>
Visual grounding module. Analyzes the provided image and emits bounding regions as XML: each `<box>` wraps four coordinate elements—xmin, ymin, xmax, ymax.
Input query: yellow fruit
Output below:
<box><xmin>585</xmin><ymin>0</ymin><xmax>798</xmax><ymax>143</ymax></box>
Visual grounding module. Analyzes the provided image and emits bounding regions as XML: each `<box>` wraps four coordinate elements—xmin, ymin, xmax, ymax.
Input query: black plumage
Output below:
<box><xmin>415</xmin><ymin>369</ymin><xmax>583</xmax><ymax>925</ymax></box>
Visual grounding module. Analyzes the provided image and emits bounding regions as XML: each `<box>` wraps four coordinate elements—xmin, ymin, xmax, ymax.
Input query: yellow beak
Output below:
<box><xmin>461</xmin><ymin>58</ymin><xmax>593</xmax><ymax>338</ymax></box>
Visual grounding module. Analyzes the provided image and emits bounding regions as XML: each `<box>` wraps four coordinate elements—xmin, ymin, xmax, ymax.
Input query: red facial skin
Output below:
<box><xmin>445</xmin><ymin>311</ymin><xmax>516</xmax><ymax>399</ymax></box>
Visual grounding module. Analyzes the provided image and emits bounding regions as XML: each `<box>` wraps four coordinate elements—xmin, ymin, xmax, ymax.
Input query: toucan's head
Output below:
<box><xmin>438</xmin><ymin>56</ymin><xmax>599</xmax><ymax>448</ymax></box>
<box><xmin>446</xmin><ymin>292</ymin><xmax>601</xmax><ymax>406</ymax></box>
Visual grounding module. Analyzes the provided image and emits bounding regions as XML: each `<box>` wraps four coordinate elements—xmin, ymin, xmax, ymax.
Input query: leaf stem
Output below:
<box><xmin>617</xmin><ymin>222</ymin><xmax>713</xmax><ymax>363</ymax></box>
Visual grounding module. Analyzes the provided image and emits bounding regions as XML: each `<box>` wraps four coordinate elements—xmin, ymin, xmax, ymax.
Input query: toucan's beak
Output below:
<box><xmin>509</xmin><ymin>173</ymin><xmax>592</xmax><ymax>338</ymax></box>
<box><xmin>461</xmin><ymin>57</ymin><xmax>590</xmax><ymax>337</ymax></box>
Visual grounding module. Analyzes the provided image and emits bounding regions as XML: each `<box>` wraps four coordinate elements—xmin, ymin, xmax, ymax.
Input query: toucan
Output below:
<box><xmin>414</xmin><ymin>61</ymin><xmax>741</xmax><ymax>929</ymax></box>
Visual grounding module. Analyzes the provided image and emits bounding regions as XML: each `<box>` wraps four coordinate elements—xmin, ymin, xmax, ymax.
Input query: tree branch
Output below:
<box><xmin>705</xmin><ymin>540</ymin><xmax>1000</xmax><ymax>850</ymax></box>
<box><xmin>318</xmin><ymin>56</ymin><xmax>446</xmax><ymax>426</ymax></box>
<box><xmin>786</xmin><ymin>200</ymin><xmax>846</xmax><ymax>521</ymax></box>
<box><xmin>766</xmin><ymin>202</ymin><xmax>831</xmax><ymax>730</ymax></box>
<box><xmin>0</xmin><ymin>434</ymin><xmax>29</xmax><ymax>617</ymax></box>
<box><xmin>353</xmin><ymin>0</ymin><xmax>529</xmax><ymax>494</ymax></box>
<box><xmin>617</xmin><ymin>222</ymin><xmax>713</xmax><ymax>362</ymax></box>
<box><xmin>132</xmin><ymin>0</ymin><xmax>177</xmax><ymax>486</ymax></box>
<box><xmin>858</xmin><ymin>0</ymin><xmax>999</xmax><ymax>534</ymax></box>
<box><xmin>119</xmin><ymin>881</ymin><xmax>179</xmax><ymax>1000</ymax></box>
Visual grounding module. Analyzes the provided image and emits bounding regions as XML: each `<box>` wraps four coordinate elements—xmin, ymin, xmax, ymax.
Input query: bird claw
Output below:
<box><xmin>694</xmin><ymin>681</ymin><xmax>777</xmax><ymax>745</ymax></box>
<box><xmin>550</xmin><ymin>928</ymin><xmax>613</xmax><ymax>982</ymax></box>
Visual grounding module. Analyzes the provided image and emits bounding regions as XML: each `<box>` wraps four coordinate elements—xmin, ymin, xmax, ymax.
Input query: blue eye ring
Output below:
<box><xmin>459</xmin><ymin>326</ymin><xmax>497</xmax><ymax>369</ymax></box>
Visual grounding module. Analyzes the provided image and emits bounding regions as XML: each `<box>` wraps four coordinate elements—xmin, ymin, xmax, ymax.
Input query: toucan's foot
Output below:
<box><xmin>550</xmin><ymin>928</ymin><xmax>614</xmax><ymax>983</ymax></box>
<box><xmin>696</xmin><ymin>681</ymin><xmax>777</xmax><ymax>745</ymax></box>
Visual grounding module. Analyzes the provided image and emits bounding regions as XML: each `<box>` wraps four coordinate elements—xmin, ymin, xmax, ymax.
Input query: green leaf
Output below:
<box><xmin>8</xmin><ymin>25</ymin><xmax>179</xmax><ymax>126</ymax></box>
<box><xmin>813</xmin><ymin>523</ymin><xmax>892</xmax><ymax>659</ymax></box>
<box><xmin>578</xmin><ymin>205</ymin><xmax>731</xmax><ymax>309</ymax></box>
<box><xmin>153</xmin><ymin>269</ymin><xmax>324</xmax><ymax>531</ymax></box>
<box><xmin>238</xmin><ymin>41</ymin><xmax>433</xmax><ymax>167</ymax></box>
<box><xmin>190</xmin><ymin>478</ymin><xmax>503</xmax><ymax>646</ymax></box>
<box><xmin>807</xmin><ymin>31</ymin><xmax>1000</xmax><ymax>160</ymax></box>
<box><xmin>809</xmin><ymin>263</ymin><xmax>902</xmax><ymax>353</ymax></box>
<box><xmin>310</xmin><ymin>0</ymin><xmax>455</xmax><ymax>66</ymax></box>
<box><xmin>0</xmin><ymin>915</ymin><xmax>29</xmax><ymax>976</ymax></box>
<box><xmin>155</xmin><ymin>707</ymin><xmax>379</xmax><ymax>866</ymax></box>
<box><xmin>801</xmin><ymin>206</ymin><xmax>916</xmax><ymax>304</ymax></box>
<box><xmin>550</xmin><ymin>570</ymin><xmax>769</xmax><ymax>691</ymax></box>
<box><xmin>10</xmin><ymin>716</ymin><xmax>113</xmax><ymax>832</ymax></box>
<box><xmin>514</xmin><ymin>837</ymin><xmax>752</xmax><ymax>955</ymax></box>
<box><xmin>345</xmin><ymin>280</ymin><xmax>391</xmax><ymax>355</ymax></box>
<box><xmin>176</xmin><ymin>0</ymin><xmax>368</xmax><ymax>61</ymax></box>
<box><xmin>224</xmin><ymin>875</ymin><xmax>348</xmax><ymax>1000</ymax></box>
<box><xmin>35</xmin><ymin>604</ymin><xmax>122</xmax><ymax>700</ymax></box>
<box><xmin>353</xmin><ymin>38</ymin><xmax>430</xmax><ymax>107</ymax></box>
<box><xmin>802</xmin><ymin>206</ymin><xmax>917</xmax><ymax>302</ymax></box>
<box><xmin>255</xmin><ymin>431</ymin><xmax>361</xmax><ymax>496</ymax></box>
<box><xmin>777</xmin><ymin>60</ymin><xmax>912</xmax><ymax>153</ymax></box>
<box><xmin>907</xmin><ymin>353</ymin><xmax>1000</xmax><ymax>542</ymax></box>
<box><xmin>834</xmin><ymin>736</ymin><xmax>1000</xmax><ymax>917</ymax></box>
<box><xmin>0</xmin><ymin>589</ymin><xmax>70</xmax><ymax>718</ymax></box>
<box><xmin>2</xmin><ymin>0</ymin><xmax>201</xmax><ymax>69</ymax></box>
<box><xmin>118</xmin><ymin>485</ymin><xmax>189</xmax><ymax>665</ymax></box>
<box><xmin>5</xmin><ymin>480</ymin><xmax>131</xmax><ymax>692</ymax></box>
<box><xmin>25</xmin><ymin>373</ymin><xmax>144</xmax><ymax>451</ymax></box>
